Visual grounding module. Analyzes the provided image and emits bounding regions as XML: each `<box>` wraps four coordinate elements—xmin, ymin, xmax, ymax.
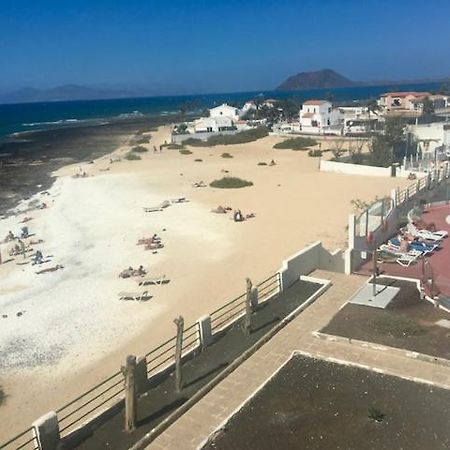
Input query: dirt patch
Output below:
<box><xmin>203</xmin><ymin>354</ymin><xmax>450</xmax><ymax>450</ymax></box>
<box><xmin>322</xmin><ymin>277</ymin><xmax>450</xmax><ymax>359</ymax></box>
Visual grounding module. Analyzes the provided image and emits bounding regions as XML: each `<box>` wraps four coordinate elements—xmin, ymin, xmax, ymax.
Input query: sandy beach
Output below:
<box><xmin>0</xmin><ymin>125</ymin><xmax>408</xmax><ymax>437</ymax></box>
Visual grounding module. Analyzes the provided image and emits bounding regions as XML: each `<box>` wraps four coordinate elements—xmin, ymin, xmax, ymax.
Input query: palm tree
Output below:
<box><xmin>366</xmin><ymin>99</ymin><xmax>380</xmax><ymax>132</ymax></box>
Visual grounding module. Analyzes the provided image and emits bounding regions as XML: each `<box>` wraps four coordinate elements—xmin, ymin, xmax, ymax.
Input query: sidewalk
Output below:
<box><xmin>148</xmin><ymin>270</ymin><xmax>450</xmax><ymax>449</ymax></box>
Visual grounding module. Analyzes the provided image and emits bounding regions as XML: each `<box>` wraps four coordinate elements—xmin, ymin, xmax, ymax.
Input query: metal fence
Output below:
<box><xmin>57</xmin><ymin>370</ymin><xmax>124</xmax><ymax>437</ymax></box>
<box><xmin>257</xmin><ymin>273</ymin><xmax>281</xmax><ymax>302</ymax></box>
<box><xmin>1</xmin><ymin>427</ymin><xmax>38</xmax><ymax>450</ymax></box>
<box><xmin>1</xmin><ymin>272</ymin><xmax>281</xmax><ymax>449</ymax></box>
<box><xmin>210</xmin><ymin>292</ymin><xmax>247</xmax><ymax>334</ymax></box>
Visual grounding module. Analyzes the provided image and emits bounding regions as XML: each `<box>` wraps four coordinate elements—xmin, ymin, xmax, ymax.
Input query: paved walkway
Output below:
<box><xmin>148</xmin><ymin>270</ymin><xmax>450</xmax><ymax>450</ymax></box>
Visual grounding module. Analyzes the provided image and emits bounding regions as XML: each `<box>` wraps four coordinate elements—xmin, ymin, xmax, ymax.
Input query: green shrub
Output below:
<box><xmin>308</xmin><ymin>149</ymin><xmax>323</xmax><ymax>157</ymax></box>
<box><xmin>124</xmin><ymin>152</ymin><xmax>142</xmax><ymax>161</ymax></box>
<box><xmin>180</xmin><ymin>149</ymin><xmax>193</xmax><ymax>155</ymax></box>
<box><xmin>368</xmin><ymin>406</ymin><xmax>386</xmax><ymax>423</ymax></box>
<box><xmin>183</xmin><ymin>138</ymin><xmax>204</xmax><ymax>146</ymax></box>
<box><xmin>221</xmin><ymin>152</ymin><xmax>233</xmax><ymax>158</ymax></box>
<box><xmin>165</xmin><ymin>143</ymin><xmax>185</xmax><ymax>150</ymax></box>
<box><xmin>258</xmin><ymin>162</ymin><xmax>267</xmax><ymax>166</ymax></box>
<box><xmin>131</xmin><ymin>145</ymin><xmax>148</xmax><ymax>153</ymax></box>
<box><xmin>186</xmin><ymin>127</ymin><xmax>268</xmax><ymax>146</ymax></box>
<box><xmin>210</xmin><ymin>176</ymin><xmax>253</xmax><ymax>189</ymax></box>
<box><xmin>194</xmin><ymin>158</ymin><xmax>203</xmax><ymax>162</ymax></box>
<box><xmin>0</xmin><ymin>386</ymin><xmax>4</xmax><ymax>405</ymax></box>
<box><xmin>273</xmin><ymin>137</ymin><xmax>318</xmax><ymax>150</ymax></box>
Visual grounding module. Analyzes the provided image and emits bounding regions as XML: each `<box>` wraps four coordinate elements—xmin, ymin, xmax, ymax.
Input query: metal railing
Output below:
<box><xmin>1</xmin><ymin>271</ymin><xmax>280</xmax><ymax>449</ymax></box>
<box><xmin>56</xmin><ymin>370</ymin><xmax>124</xmax><ymax>437</ymax></box>
<box><xmin>210</xmin><ymin>292</ymin><xmax>246</xmax><ymax>333</ymax></box>
<box><xmin>145</xmin><ymin>335</ymin><xmax>177</xmax><ymax>377</ymax></box>
<box><xmin>257</xmin><ymin>273</ymin><xmax>281</xmax><ymax>302</ymax></box>
<box><xmin>1</xmin><ymin>427</ymin><xmax>38</xmax><ymax>450</ymax></box>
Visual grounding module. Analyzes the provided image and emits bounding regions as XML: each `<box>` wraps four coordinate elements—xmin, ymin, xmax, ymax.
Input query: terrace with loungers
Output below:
<box><xmin>358</xmin><ymin>202</ymin><xmax>450</xmax><ymax>301</ymax></box>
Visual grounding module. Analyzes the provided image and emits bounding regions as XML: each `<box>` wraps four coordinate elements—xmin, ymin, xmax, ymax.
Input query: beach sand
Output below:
<box><xmin>0</xmin><ymin>125</ymin><xmax>408</xmax><ymax>437</ymax></box>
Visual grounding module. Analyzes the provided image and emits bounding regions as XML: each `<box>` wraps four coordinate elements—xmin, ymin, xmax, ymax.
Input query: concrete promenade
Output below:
<box><xmin>148</xmin><ymin>270</ymin><xmax>450</xmax><ymax>450</ymax></box>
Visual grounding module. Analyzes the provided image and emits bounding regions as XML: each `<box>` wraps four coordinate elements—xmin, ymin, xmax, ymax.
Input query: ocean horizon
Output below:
<box><xmin>0</xmin><ymin>81</ymin><xmax>444</xmax><ymax>140</ymax></box>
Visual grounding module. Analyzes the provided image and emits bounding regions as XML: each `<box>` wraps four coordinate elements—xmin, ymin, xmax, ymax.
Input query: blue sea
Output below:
<box><xmin>0</xmin><ymin>82</ymin><xmax>443</xmax><ymax>140</ymax></box>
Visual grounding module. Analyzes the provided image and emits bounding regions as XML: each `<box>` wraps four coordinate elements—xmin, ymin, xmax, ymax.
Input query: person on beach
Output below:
<box><xmin>6</xmin><ymin>230</ymin><xmax>15</xmax><ymax>242</ymax></box>
<box><xmin>153</xmin><ymin>146</ymin><xmax>157</xmax><ymax>153</ymax></box>
<box><xmin>21</xmin><ymin>226</ymin><xmax>29</xmax><ymax>239</ymax></box>
<box><xmin>18</xmin><ymin>239</ymin><xmax>26</xmax><ymax>259</ymax></box>
<box><xmin>32</xmin><ymin>250</ymin><xmax>44</xmax><ymax>265</ymax></box>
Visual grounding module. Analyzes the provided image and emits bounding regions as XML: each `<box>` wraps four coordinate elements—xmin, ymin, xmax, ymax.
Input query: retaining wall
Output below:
<box><xmin>278</xmin><ymin>241</ymin><xmax>345</xmax><ymax>289</ymax></box>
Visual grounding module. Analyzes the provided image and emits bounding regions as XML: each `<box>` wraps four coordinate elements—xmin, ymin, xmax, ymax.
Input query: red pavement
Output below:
<box><xmin>358</xmin><ymin>204</ymin><xmax>450</xmax><ymax>296</ymax></box>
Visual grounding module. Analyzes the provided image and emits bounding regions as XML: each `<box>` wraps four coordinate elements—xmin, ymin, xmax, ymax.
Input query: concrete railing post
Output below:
<box><xmin>122</xmin><ymin>355</ymin><xmax>137</xmax><ymax>432</ymax></box>
<box><xmin>250</xmin><ymin>286</ymin><xmax>258</xmax><ymax>309</ymax></box>
<box><xmin>135</xmin><ymin>356</ymin><xmax>148</xmax><ymax>395</ymax></box>
<box><xmin>198</xmin><ymin>315</ymin><xmax>213</xmax><ymax>349</ymax></box>
<box><xmin>32</xmin><ymin>411</ymin><xmax>60</xmax><ymax>450</ymax></box>
<box><xmin>244</xmin><ymin>278</ymin><xmax>253</xmax><ymax>335</ymax></box>
<box><xmin>174</xmin><ymin>316</ymin><xmax>184</xmax><ymax>393</ymax></box>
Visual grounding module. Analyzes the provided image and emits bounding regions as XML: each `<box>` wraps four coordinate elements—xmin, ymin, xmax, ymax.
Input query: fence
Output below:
<box><xmin>2</xmin><ymin>272</ymin><xmax>282</xmax><ymax>450</ymax></box>
<box><xmin>349</xmin><ymin>164</ymin><xmax>450</xmax><ymax>272</ymax></box>
<box><xmin>1</xmin><ymin>427</ymin><xmax>38</xmax><ymax>450</ymax></box>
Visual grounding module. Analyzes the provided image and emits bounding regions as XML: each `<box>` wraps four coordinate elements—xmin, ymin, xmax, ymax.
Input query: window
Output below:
<box><xmin>328</xmin><ymin>107</ymin><xmax>331</xmax><ymax>113</ymax></box>
<box><xmin>327</xmin><ymin>118</ymin><xmax>331</xmax><ymax>126</ymax></box>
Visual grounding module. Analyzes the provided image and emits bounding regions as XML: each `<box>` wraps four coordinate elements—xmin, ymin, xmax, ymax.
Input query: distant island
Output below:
<box><xmin>0</xmin><ymin>84</ymin><xmax>144</xmax><ymax>104</ymax></box>
<box><xmin>276</xmin><ymin>68</ymin><xmax>450</xmax><ymax>91</ymax></box>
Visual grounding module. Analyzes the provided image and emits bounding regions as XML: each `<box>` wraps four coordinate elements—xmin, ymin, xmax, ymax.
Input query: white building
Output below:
<box><xmin>209</xmin><ymin>103</ymin><xmax>240</xmax><ymax>122</ymax></box>
<box><xmin>299</xmin><ymin>100</ymin><xmax>341</xmax><ymax>134</ymax></box>
<box><xmin>239</xmin><ymin>101</ymin><xmax>257</xmax><ymax>118</ymax></box>
<box><xmin>193</xmin><ymin>116</ymin><xmax>235</xmax><ymax>133</ymax></box>
<box><xmin>408</xmin><ymin>122</ymin><xmax>450</xmax><ymax>155</ymax></box>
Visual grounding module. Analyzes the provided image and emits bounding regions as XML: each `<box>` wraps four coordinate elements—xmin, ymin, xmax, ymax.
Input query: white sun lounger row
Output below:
<box><xmin>407</xmin><ymin>223</ymin><xmax>448</xmax><ymax>242</ymax></box>
<box><xmin>378</xmin><ymin>244</ymin><xmax>421</xmax><ymax>267</ymax></box>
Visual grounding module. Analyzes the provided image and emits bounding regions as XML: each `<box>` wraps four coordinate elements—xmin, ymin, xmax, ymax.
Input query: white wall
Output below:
<box><xmin>319</xmin><ymin>159</ymin><xmax>392</xmax><ymax>177</ymax></box>
<box><xmin>278</xmin><ymin>241</ymin><xmax>345</xmax><ymax>289</ymax></box>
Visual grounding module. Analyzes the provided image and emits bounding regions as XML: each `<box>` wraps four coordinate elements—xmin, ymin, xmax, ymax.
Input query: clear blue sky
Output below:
<box><xmin>1</xmin><ymin>0</ymin><xmax>450</xmax><ymax>95</ymax></box>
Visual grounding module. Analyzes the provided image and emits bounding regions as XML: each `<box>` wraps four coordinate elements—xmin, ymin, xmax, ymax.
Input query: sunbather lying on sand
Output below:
<box><xmin>212</xmin><ymin>206</ymin><xmax>227</xmax><ymax>214</ymax></box>
<box><xmin>119</xmin><ymin>265</ymin><xmax>147</xmax><ymax>278</ymax></box>
<box><xmin>29</xmin><ymin>238</ymin><xmax>45</xmax><ymax>245</ymax></box>
<box><xmin>193</xmin><ymin>181</ymin><xmax>207</xmax><ymax>188</ymax></box>
<box><xmin>36</xmin><ymin>264</ymin><xmax>64</xmax><ymax>275</ymax></box>
<box><xmin>3</xmin><ymin>230</ymin><xmax>15</xmax><ymax>243</ymax></box>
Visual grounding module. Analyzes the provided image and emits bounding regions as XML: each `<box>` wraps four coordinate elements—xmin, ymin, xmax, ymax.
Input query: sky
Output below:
<box><xmin>1</xmin><ymin>0</ymin><xmax>450</xmax><ymax>95</ymax></box>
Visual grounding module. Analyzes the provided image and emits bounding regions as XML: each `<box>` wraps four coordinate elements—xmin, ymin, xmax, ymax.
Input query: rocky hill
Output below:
<box><xmin>276</xmin><ymin>69</ymin><xmax>358</xmax><ymax>91</ymax></box>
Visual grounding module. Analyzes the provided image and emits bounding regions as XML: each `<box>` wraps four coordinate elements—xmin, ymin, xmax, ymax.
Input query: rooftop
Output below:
<box><xmin>303</xmin><ymin>100</ymin><xmax>329</xmax><ymax>105</ymax></box>
<box><xmin>381</xmin><ymin>91</ymin><xmax>430</xmax><ymax>98</ymax></box>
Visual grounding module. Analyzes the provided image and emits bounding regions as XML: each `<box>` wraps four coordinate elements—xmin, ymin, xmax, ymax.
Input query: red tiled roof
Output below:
<box><xmin>381</xmin><ymin>91</ymin><xmax>430</xmax><ymax>98</ymax></box>
<box><xmin>303</xmin><ymin>100</ymin><xmax>328</xmax><ymax>105</ymax></box>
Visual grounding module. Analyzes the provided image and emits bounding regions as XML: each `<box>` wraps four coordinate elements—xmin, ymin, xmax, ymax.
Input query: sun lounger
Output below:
<box><xmin>171</xmin><ymin>197</ymin><xmax>188</xmax><ymax>204</ymax></box>
<box><xmin>144</xmin><ymin>206</ymin><xmax>163</xmax><ymax>212</ymax></box>
<box><xmin>408</xmin><ymin>223</ymin><xmax>446</xmax><ymax>242</ymax></box>
<box><xmin>118</xmin><ymin>290</ymin><xmax>152</xmax><ymax>301</ymax></box>
<box><xmin>36</xmin><ymin>264</ymin><xmax>64</xmax><ymax>274</ymax></box>
<box><xmin>389</xmin><ymin>238</ymin><xmax>437</xmax><ymax>255</ymax></box>
<box><xmin>138</xmin><ymin>275</ymin><xmax>169</xmax><ymax>286</ymax></box>
<box><xmin>377</xmin><ymin>248</ymin><xmax>419</xmax><ymax>267</ymax></box>
<box><xmin>160</xmin><ymin>200</ymin><xmax>171</xmax><ymax>209</ymax></box>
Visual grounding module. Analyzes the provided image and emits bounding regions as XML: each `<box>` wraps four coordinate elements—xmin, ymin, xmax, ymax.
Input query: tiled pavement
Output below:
<box><xmin>147</xmin><ymin>270</ymin><xmax>450</xmax><ymax>450</ymax></box>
